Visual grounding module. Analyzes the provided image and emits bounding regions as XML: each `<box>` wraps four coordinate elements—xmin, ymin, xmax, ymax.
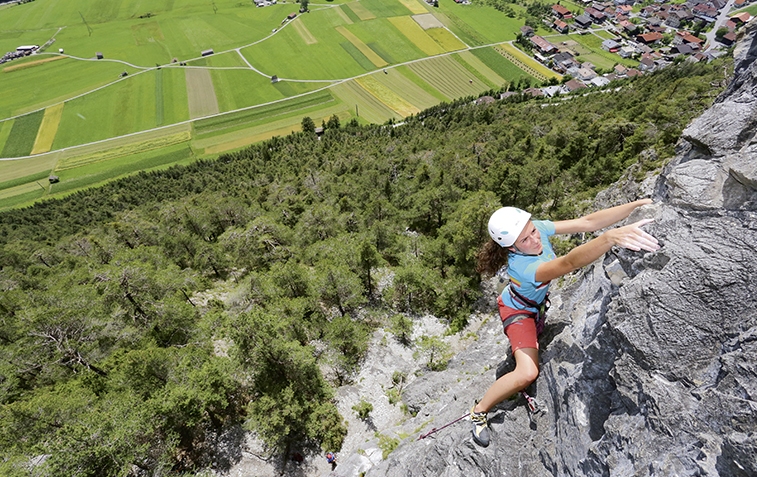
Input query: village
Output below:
<box><xmin>511</xmin><ymin>0</ymin><xmax>752</xmax><ymax>96</ymax></box>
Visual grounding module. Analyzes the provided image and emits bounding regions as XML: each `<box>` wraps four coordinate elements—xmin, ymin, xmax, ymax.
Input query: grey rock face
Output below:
<box><xmin>343</xmin><ymin>23</ymin><xmax>757</xmax><ymax>477</ymax></box>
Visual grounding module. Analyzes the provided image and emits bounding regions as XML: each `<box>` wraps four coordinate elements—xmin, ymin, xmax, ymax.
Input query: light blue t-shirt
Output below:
<box><xmin>500</xmin><ymin>220</ymin><xmax>556</xmax><ymax>311</ymax></box>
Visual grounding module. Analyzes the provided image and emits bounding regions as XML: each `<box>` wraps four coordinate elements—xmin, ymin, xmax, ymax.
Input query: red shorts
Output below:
<box><xmin>497</xmin><ymin>295</ymin><xmax>538</xmax><ymax>352</ymax></box>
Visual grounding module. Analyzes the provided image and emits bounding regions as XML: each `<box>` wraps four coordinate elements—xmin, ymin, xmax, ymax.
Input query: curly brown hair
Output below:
<box><xmin>476</xmin><ymin>239</ymin><xmax>510</xmax><ymax>277</ymax></box>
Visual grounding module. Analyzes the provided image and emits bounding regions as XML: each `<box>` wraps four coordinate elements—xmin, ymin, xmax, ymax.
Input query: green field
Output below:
<box><xmin>1</xmin><ymin>110</ymin><xmax>44</xmax><ymax>157</ymax></box>
<box><xmin>436</xmin><ymin>2</ymin><xmax>522</xmax><ymax>44</ymax></box>
<box><xmin>470</xmin><ymin>47</ymin><xmax>539</xmax><ymax>86</ymax></box>
<box><xmin>408</xmin><ymin>55</ymin><xmax>489</xmax><ymax>99</ymax></box>
<box><xmin>734</xmin><ymin>5</ymin><xmax>757</xmax><ymax>15</ymax></box>
<box><xmin>0</xmin><ymin>56</ymin><xmax>138</xmax><ymax>118</ymax></box>
<box><xmin>368</xmin><ymin>68</ymin><xmax>441</xmax><ymax>112</ymax></box>
<box><xmin>0</xmin><ymin>0</ymin><xmax>609</xmax><ymax>209</ymax></box>
<box><xmin>50</xmin><ymin>144</ymin><xmax>195</xmax><ymax>195</ymax></box>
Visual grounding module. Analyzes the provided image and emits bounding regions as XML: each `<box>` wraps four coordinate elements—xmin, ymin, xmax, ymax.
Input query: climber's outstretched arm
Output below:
<box><xmin>535</xmin><ymin>218</ymin><xmax>659</xmax><ymax>283</ymax></box>
<box><xmin>553</xmin><ymin>199</ymin><xmax>653</xmax><ymax>235</ymax></box>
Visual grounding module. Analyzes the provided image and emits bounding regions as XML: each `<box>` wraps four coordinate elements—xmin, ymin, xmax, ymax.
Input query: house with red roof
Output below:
<box><xmin>553</xmin><ymin>19</ymin><xmax>569</xmax><ymax>33</ymax></box>
<box><xmin>637</xmin><ymin>32</ymin><xmax>664</xmax><ymax>44</ymax></box>
<box><xmin>731</xmin><ymin>12</ymin><xmax>752</xmax><ymax>24</ymax></box>
<box><xmin>530</xmin><ymin>35</ymin><xmax>559</xmax><ymax>54</ymax></box>
<box><xmin>552</xmin><ymin>4</ymin><xmax>573</xmax><ymax>19</ymax></box>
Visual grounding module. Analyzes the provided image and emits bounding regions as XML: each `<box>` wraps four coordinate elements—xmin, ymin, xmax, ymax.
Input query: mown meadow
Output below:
<box><xmin>0</xmin><ymin>0</ymin><xmax>631</xmax><ymax>210</ymax></box>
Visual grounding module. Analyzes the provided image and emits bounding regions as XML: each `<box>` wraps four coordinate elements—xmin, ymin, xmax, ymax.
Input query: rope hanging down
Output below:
<box><xmin>416</xmin><ymin>391</ymin><xmax>545</xmax><ymax>440</ymax></box>
<box><xmin>417</xmin><ymin>413</ymin><xmax>469</xmax><ymax>440</ymax></box>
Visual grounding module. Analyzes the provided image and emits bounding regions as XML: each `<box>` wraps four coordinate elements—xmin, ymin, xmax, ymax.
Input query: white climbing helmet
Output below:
<box><xmin>488</xmin><ymin>207</ymin><xmax>531</xmax><ymax>247</ymax></box>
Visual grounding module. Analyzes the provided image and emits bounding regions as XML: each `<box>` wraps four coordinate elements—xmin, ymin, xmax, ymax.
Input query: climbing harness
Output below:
<box><xmin>417</xmin><ymin>412</ymin><xmax>470</xmax><ymax>440</ymax></box>
<box><xmin>507</xmin><ymin>283</ymin><xmax>550</xmax><ymax>335</ymax></box>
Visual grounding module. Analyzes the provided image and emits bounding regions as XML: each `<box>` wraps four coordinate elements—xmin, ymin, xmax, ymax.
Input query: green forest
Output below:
<box><xmin>0</xmin><ymin>60</ymin><xmax>729</xmax><ymax>476</ymax></box>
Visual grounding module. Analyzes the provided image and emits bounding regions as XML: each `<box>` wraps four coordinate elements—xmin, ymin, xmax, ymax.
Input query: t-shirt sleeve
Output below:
<box><xmin>534</xmin><ymin>220</ymin><xmax>555</xmax><ymax>237</ymax></box>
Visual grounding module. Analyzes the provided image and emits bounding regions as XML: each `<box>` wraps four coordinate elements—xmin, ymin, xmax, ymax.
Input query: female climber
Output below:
<box><xmin>470</xmin><ymin>199</ymin><xmax>659</xmax><ymax>447</ymax></box>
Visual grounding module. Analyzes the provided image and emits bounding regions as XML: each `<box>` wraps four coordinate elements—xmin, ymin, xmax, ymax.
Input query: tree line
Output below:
<box><xmin>0</xmin><ymin>60</ymin><xmax>729</xmax><ymax>476</ymax></box>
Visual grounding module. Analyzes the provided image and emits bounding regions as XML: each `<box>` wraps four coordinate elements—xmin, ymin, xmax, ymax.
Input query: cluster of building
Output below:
<box><xmin>544</xmin><ymin>0</ymin><xmax>752</xmax><ymax>53</ymax></box>
<box><xmin>509</xmin><ymin>0</ymin><xmax>752</xmax><ymax>95</ymax></box>
<box><xmin>0</xmin><ymin>45</ymin><xmax>39</xmax><ymax>65</ymax></box>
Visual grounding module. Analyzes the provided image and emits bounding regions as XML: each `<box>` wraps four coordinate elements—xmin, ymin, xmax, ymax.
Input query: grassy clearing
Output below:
<box><xmin>241</xmin><ymin>15</ymin><xmax>366</xmax><ymax>79</ymax></box>
<box><xmin>54</xmin><ymin>131</ymin><xmax>192</xmax><ymax>172</ymax></box>
<box><xmin>407</xmin><ymin>55</ymin><xmax>488</xmax><ymax>99</ymax></box>
<box><xmin>159</xmin><ymin>68</ymin><xmax>190</xmax><ymax>127</ymax></box>
<box><xmin>348</xmin><ymin>19</ymin><xmax>429</xmax><ymax>64</ymax></box>
<box><xmin>194</xmin><ymin>90</ymin><xmax>336</xmax><ymax>137</ymax></box>
<box><xmin>1</xmin><ymin>110</ymin><xmax>44</xmax><ymax>158</ymax></box>
<box><xmin>455</xmin><ymin>51</ymin><xmax>507</xmax><ymax>89</ymax></box>
<box><xmin>426</xmin><ymin>28</ymin><xmax>466</xmax><ymax>52</ymax></box>
<box><xmin>195</xmin><ymin>100</ymin><xmax>352</xmax><ymax>154</ymax></box>
<box><xmin>356</xmin><ymin>75</ymin><xmax>420</xmax><ymax>117</ymax></box>
<box><xmin>0</xmin><ymin>170</ymin><xmax>51</xmax><ymax>193</ymax></box>
<box><xmin>360</xmin><ymin>0</ymin><xmax>413</xmax><ymax>18</ymax></box>
<box><xmin>31</xmin><ymin>103</ymin><xmax>65</xmax><ymax>155</ymax></box>
<box><xmin>0</xmin><ymin>57</ymin><xmax>132</xmax><ymax>118</ymax></box>
<box><xmin>156</xmin><ymin>69</ymin><xmax>165</xmax><ymax>126</ymax></box>
<box><xmin>331</xmin><ymin>81</ymin><xmax>399</xmax><ymax>124</ymax></box>
<box><xmin>345</xmin><ymin>2</ymin><xmax>377</xmax><ymax>21</ymax></box>
<box><xmin>413</xmin><ymin>13</ymin><xmax>444</xmax><ymax>29</ymax></box>
<box><xmin>436</xmin><ymin>2</ymin><xmax>521</xmax><ymax>44</ymax></box>
<box><xmin>340</xmin><ymin>4</ymin><xmax>362</xmax><ymax>23</ymax></box>
<box><xmin>292</xmin><ymin>19</ymin><xmax>318</xmax><ymax>45</ymax></box>
<box><xmin>592</xmin><ymin>30</ymin><xmax>618</xmax><ymax>40</ymax></box>
<box><xmin>397</xmin><ymin>0</ymin><xmax>429</xmax><ymax>15</ymax></box>
<box><xmin>395</xmin><ymin>65</ymin><xmax>449</xmax><ymax>102</ymax></box>
<box><xmin>734</xmin><ymin>5</ymin><xmax>757</xmax><ymax>15</ymax></box>
<box><xmin>340</xmin><ymin>42</ymin><xmax>378</xmax><ymax>71</ymax></box>
<box><xmin>51</xmin><ymin>71</ymin><xmax>159</xmax><ymax>149</ymax></box>
<box><xmin>186</xmin><ymin>68</ymin><xmax>220</xmax><ymax>118</ymax></box>
<box><xmin>336</xmin><ymin>26</ymin><xmax>388</xmax><ymax>67</ymax></box>
<box><xmin>0</xmin><ymin>151</ymin><xmax>59</xmax><ymax>184</ymax></box>
<box><xmin>0</xmin><ymin>28</ymin><xmax>52</xmax><ymax>60</ymax></box>
<box><xmin>332</xmin><ymin>5</ymin><xmax>354</xmax><ymax>24</ymax></box>
<box><xmin>205</xmin><ymin>51</ymin><xmax>250</xmax><ymax>68</ymax></box>
<box><xmin>470</xmin><ymin>47</ymin><xmax>538</xmax><ymax>86</ymax></box>
<box><xmin>50</xmin><ymin>144</ymin><xmax>194</xmax><ymax>196</ymax></box>
<box><xmin>431</xmin><ymin>11</ymin><xmax>484</xmax><ymax>47</ymax></box>
<box><xmin>0</xmin><ymin>181</ymin><xmax>46</xmax><ymax>201</ymax></box>
<box><xmin>498</xmin><ymin>43</ymin><xmax>559</xmax><ymax>80</ymax></box>
<box><xmin>388</xmin><ymin>16</ymin><xmax>445</xmax><ymax>56</ymax></box>
<box><xmin>452</xmin><ymin>54</ymin><xmax>498</xmax><ymax>90</ymax></box>
<box><xmin>210</xmin><ymin>69</ymin><xmax>291</xmax><ymax>112</ymax></box>
<box><xmin>0</xmin><ymin>119</ymin><xmax>13</xmax><ymax>154</ymax></box>
<box><xmin>371</xmin><ymin>68</ymin><xmax>441</xmax><ymax>111</ymax></box>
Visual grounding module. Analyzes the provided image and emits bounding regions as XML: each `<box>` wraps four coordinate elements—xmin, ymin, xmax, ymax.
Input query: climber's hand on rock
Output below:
<box><xmin>611</xmin><ymin>219</ymin><xmax>660</xmax><ymax>252</ymax></box>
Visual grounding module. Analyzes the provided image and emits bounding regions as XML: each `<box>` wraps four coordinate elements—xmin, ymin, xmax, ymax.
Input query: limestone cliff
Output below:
<box><xmin>329</xmin><ymin>21</ymin><xmax>757</xmax><ymax>477</ymax></box>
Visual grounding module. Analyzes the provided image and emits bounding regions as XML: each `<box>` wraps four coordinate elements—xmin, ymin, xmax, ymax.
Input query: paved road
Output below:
<box><xmin>704</xmin><ymin>0</ymin><xmax>736</xmax><ymax>52</ymax></box>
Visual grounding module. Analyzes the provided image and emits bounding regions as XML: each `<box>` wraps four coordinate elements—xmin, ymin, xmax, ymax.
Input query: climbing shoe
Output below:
<box><xmin>470</xmin><ymin>405</ymin><xmax>490</xmax><ymax>447</ymax></box>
